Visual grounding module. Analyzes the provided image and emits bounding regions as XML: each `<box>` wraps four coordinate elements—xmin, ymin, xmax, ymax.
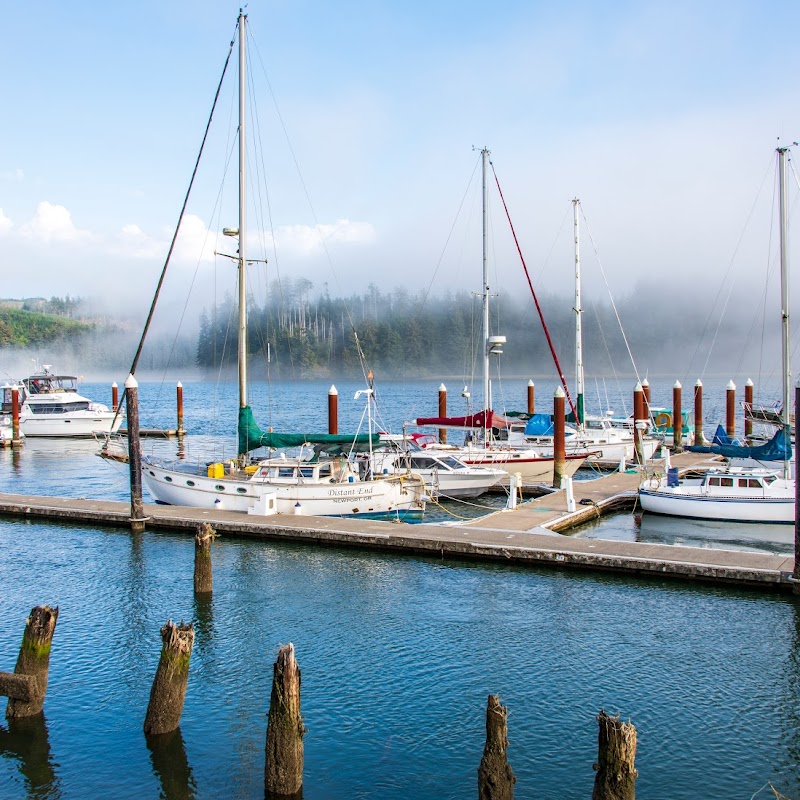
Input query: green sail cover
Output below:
<box><xmin>237</xmin><ymin>405</ymin><xmax>379</xmax><ymax>455</ymax></box>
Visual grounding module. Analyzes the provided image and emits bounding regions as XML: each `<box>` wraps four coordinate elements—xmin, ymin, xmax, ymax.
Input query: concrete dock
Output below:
<box><xmin>0</xmin><ymin>448</ymin><xmax>795</xmax><ymax>593</ymax></box>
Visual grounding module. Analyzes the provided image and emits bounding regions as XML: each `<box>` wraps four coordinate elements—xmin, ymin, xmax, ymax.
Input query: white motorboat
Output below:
<box><xmin>639</xmin><ymin>146</ymin><xmax>795</xmax><ymax>525</ymax></box>
<box><xmin>140</xmin><ymin>12</ymin><xmax>426</xmax><ymax>521</ymax></box>
<box><xmin>368</xmin><ymin>436</ymin><xmax>506</xmax><ymax>499</ymax></box>
<box><xmin>17</xmin><ymin>366</ymin><xmax>121</xmax><ymax>438</ymax></box>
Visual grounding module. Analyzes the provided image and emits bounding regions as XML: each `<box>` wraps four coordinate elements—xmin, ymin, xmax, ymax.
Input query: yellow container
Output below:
<box><xmin>207</xmin><ymin>462</ymin><xmax>224</xmax><ymax>479</ymax></box>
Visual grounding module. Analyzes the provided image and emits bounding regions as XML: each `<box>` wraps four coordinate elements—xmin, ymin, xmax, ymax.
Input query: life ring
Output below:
<box><xmin>654</xmin><ymin>412</ymin><xmax>672</xmax><ymax>429</ymax></box>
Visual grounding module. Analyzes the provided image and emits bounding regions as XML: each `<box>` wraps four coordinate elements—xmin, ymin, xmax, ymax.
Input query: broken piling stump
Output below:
<box><xmin>477</xmin><ymin>694</ymin><xmax>515</xmax><ymax>800</ymax></box>
<box><xmin>265</xmin><ymin>643</ymin><xmax>304</xmax><ymax>798</ymax></box>
<box><xmin>592</xmin><ymin>710</ymin><xmax>638</xmax><ymax>800</ymax></box>
<box><xmin>143</xmin><ymin>620</ymin><xmax>195</xmax><ymax>736</ymax></box>
<box><xmin>4</xmin><ymin>605</ymin><xmax>59</xmax><ymax>719</ymax></box>
<box><xmin>194</xmin><ymin>523</ymin><xmax>215</xmax><ymax>595</ymax></box>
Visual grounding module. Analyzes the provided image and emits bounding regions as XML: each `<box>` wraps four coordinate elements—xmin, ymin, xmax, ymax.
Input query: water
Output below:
<box><xmin>1</xmin><ymin>377</ymin><xmax>798</xmax><ymax>799</ymax></box>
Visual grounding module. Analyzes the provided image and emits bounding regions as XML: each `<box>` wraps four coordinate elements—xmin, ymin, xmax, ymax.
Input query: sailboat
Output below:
<box><xmin>638</xmin><ymin>146</ymin><xmax>795</xmax><ymax>524</ymax></box>
<box><xmin>410</xmin><ymin>148</ymin><xmax>588</xmax><ymax>482</ymax></box>
<box><xmin>518</xmin><ymin>199</ymin><xmax>660</xmax><ymax>465</ymax></box>
<box><xmin>141</xmin><ymin>12</ymin><xmax>426</xmax><ymax>521</ymax></box>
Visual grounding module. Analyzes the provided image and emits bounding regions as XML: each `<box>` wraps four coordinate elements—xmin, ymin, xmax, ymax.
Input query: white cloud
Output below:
<box><xmin>18</xmin><ymin>201</ymin><xmax>94</xmax><ymax>244</ymax></box>
<box><xmin>274</xmin><ymin>219</ymin><xmax>376</xmax><ymax>256</ymax></box>
<box><xmin>0</xmin><ymin>208</ymin><xmax>12</xmax><ymax>235</ymax></box>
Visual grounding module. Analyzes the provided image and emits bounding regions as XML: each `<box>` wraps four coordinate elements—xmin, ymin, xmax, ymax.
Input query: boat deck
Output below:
<box><xmin>0</xmin><ymin>450</ymin><xmax>795</xmax><ymax>592</ymax></box>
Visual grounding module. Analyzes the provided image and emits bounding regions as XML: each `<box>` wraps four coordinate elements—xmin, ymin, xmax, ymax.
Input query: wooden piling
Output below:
<box><xmin>327</xmin><ymin>385</ymin><xmax>338</xmax><ymax>435</ymax></box>
<box><xmin>633</xmin><ymin>384</ymin><xmax>644</xmax><ymax>463</ymax></box>
<box><xmin>111</xmin><ymin>381</ymin><xmax>119</xmax><ymax>413</ymax></box>
<box><xmin>553</xmin><ymin>387</ymin><xmax>566</xmax><ymax>488</ymax></box>
<box><xmin>265</xmin><ymin>643</ymin><xmax>304</xmax><ymax>799</ymax></box>
<box><xmin>11</xmin><ymin>386</ymin><xmax>21</xmax><ymax>448</ymax></box>
<box><xmin>439</xmin><ymin>384</ymin><xmax>447</xmax><ymax>444</ymax></box>
<box><xmin>744</xmin><ymin>378</ymin><xmax>754</xmax><ymax>439</ymax></box>
<box><xmin>592</xmin><ymin>710</ymin><xmax>638</xmax><ymax>800</ymax></box>
<box><xmin>477</xmin><ymin>694</ymin><xmax>515</xmax><ymax>800</ymax></box>
<box><xmin>527</xmin><ymin>380</ymin><xmax>535</xmax><ymax>415</ymax></box>
<box><xmin>641</xmin><ymin>378</ymin><xmax>651</xmax><ymax>426</ymax></box>
<box><xmin>143</xmin><ymin>620</ymin><xmax>195</xmax><ymax>736</ymax></box>
<box><xmin>126</xmin><ymin>374</ymin><xmax>146</xmax><ymax>533</ymax></box>
<box><xmin>694</xmin><ymin>379</ymin><xmax>703</xmax><ymax>446</ymax></box>
<box><xmin>194</xmin><ymin>523</ymin><xmax>215</xmax><ymax>595</ymax></box>
<box><xmin>726</xmin><ymin>380</ymin><xmax>736</xmax><ymax>439</ymax></box>
<box><xmin>5</xmin><ymin>605</ymin><xmax>59</xmax><ymax>719</ymax></box>
<box><xmin>176</xmin><ymin>382</ymin><xmax>186</xmax><ymax>436</ymax></box>
<box><xmin>672</xmin><ymin>381</ymin><xmax>683</xmax><ymax>453</ymax></box>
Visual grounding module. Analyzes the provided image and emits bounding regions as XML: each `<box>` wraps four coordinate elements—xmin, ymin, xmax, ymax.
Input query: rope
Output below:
<box><xmin>488</xmin><ymin>160</ymin><xmax>577</xmax><ymax>419</ymax></box>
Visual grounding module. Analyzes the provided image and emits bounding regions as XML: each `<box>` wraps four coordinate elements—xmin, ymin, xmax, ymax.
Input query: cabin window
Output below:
<box><xmin>764</xmin><ymin>474</ymin><xmax>777</xmax><ymax>484</ymax></box>
<box><xmin>410</xmin><ymin>457</ymin><xmax>436</xmax><ymax>470</ymax></box>
<box><xmin>318</xmin><ymin>465</ymin><xmax>332</xmax><ymax>478</ymax></box>
<box><xmin>299</xmin><ymin>468</ymin><xmax>315</xmax><ymax>478</ymax></box>
<box><xmin>186</xmin><ymin>480</ymin><xmax>196</xmax><ymax>487</ymax></box>
<box><xmin>278</xmin><ymin>468</ymin><xmax>295</xmax><ymax>478</ymax></box>
<box><xmin>164</xmin><ymin>476</ymin><xmax>173</xmax><ymax>482</ymax></box>
<box><xmin>743</xmin><ymin>478</ymin><xmax>762</xmax><ymax>488</ymax></box>
<box><xmin>708</xmin><ymin>477</ymin><xmax>734</xmax><ymax>487</ymax></box>
<box><xmin>215</xmin><ymin>484</ymin><xmax>226</xmax><ymax>491</ymax></box>
<box><xmin>236</xmin><ymin>487</ymin><xmax>247</xmax><ymax>494</ymax></box>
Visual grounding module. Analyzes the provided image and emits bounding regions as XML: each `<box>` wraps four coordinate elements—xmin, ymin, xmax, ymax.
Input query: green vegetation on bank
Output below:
<box><xmin>0</xmin><ymin>306</ymin><xmax>92</xmax><ymax>347</ymax></box>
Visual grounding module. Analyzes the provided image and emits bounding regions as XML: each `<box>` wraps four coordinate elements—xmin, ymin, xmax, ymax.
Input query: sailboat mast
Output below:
<box><xmin>573</xmin><ymin>198</ymin><xmax>584</xmax><ymax>426</ymax></box>
<box><xmin>481</xmin><ymin>147</ymin><xmax>491</xmax><ymax>413</ymax></box>
<box><xmin>778</xmin><ymin>145</ymin><xmax>791</xmax><ymax>479</ymax></box>
<box><xmin>237</xmin><ymin>11</ymin><xmax>248</xmax><ymax>409</ymax></box>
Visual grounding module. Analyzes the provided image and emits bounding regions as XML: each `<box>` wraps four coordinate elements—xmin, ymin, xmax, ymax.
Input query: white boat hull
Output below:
<box><xmin>142</xmin><ymin>459</ymin><xmax>425</xmax><ymax>520</ymax></box>
<box><xmin>20</xmin><ymin>410</ymin><xmax>121</xmax><ymax>438</ymax></box>
<box><xmin>440</xmin><ymin>450</ymin><xmax>585</xmax><ymax>483</ymax></box>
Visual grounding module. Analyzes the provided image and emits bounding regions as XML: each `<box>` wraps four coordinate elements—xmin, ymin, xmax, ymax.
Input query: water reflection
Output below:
<box><xmin>0</xmin><ymin>713</ymin><xmax>60</xmax><ymax>799</ymax></box>
<box><xmin>146</xmin><ymin>728</ymin><xmax>197</xmax><ymax>800</ymax></box>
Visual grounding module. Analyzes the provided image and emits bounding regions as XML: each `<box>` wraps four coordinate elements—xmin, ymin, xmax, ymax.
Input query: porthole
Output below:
<box><xmin>186</xmin><ymin>480</ymin><xmax>196</xmax><ymax>487</ymax></box>
<box><xmin>215</xmin><ymin>485</ymin><xmax>226</xmax><ymax>491</ymax></box>
<box><xmin>236</xmin><ymin>487</ymin><xmax>247</xmax><ymax>494</ymax></box>
<box><xmin>164</xmin><ymin>476</ymin><xmax>173</xmax><ymax>483</ymax></box>
<box><xmin>148</xmin><ymin>470</ymin><xmax>155</xmax><ymax>476</ymax></box>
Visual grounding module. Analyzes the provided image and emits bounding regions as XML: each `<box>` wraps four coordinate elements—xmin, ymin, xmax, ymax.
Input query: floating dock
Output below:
<box><xmin>0</xmin><ymin>450</ymin><xmax>794</xmax><ymax>593</ymax></box>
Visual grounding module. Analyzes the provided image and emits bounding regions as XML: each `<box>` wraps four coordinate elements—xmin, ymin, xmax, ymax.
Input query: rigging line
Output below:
<box><xmin>587</xmin><ymin>296</ymin><xmax>628</xmax><ymax>416</ymax></box>
<box><xmin>488</xmin><ymin>160</ymin><xmax>577</xmax><ymax>418</ymax></box>
<box><xmin>578</xmin><ymin>206</ymin><xmax>642</xmax><ymax>386</ymax></box>
<box><xmin>414</xmin><ymin>152</ymin><xmax>481</xmax><ymax>325</ymax></box>
<box><xmin>248</xmin><ymin>33</ymin><xmax>371</xmax><ymax>384</ymax></box>
<box><xmin>534</xmin><ymin>204</ymin><xmax>571</xmax><ymax>288</ymax></box>
<box><xmin>126</xmin><ymin>22</ymin><xmax>237</xmax><ymax>384</ymax></box>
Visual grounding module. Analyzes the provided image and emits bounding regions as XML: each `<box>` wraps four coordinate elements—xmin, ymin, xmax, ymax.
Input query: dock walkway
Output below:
<box><xmin>0</xmin><ymin>449</ymin><xmax>795</xmax><ymax>592</ymax></box>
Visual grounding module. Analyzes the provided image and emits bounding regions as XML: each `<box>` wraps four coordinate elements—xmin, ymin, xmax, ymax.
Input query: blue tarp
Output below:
<box><xmin>524</xmin><ymin>414</ymin><xmax>555</xmax><ymax>436</ymax></box>
<box><xmin>687</xmin><ymin>424</ymin><xmax>792</xmax><ymax>461</ymax></box>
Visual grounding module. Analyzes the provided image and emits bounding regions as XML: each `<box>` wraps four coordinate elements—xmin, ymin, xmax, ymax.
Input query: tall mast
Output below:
<box><xmin>237</xmin><ymin>10</ymin><xmax>248</xmax><ymax>408</ymax></box>
<box><xmin>573</xmin><ymin>198</ymin><xmax>584</xmax><ymax>426</ymax></box>
<box><xmin>481</xmin><ymin>147</ymin><xmax>491</xmax><ymax>413</ymax></box>
<box><xmin>778</xmin><ymin>145</ymin><xmax>791</xmax><ymax>479</ymax></box>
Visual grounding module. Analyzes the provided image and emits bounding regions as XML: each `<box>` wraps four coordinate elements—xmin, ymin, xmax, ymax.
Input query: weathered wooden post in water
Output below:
<box><xmin>744</xmin><ymin>378</ymin><xmax>754</xmax><ymax>439</ymax></box>
<box><xmin>265</xmin><ymin>643</ymin><xmax>304</xmax><ymax>799</ymax></box>
<box><xmin>439</xmin><ymin>384</ymin><xmax>447</xmax><ymax>444</ymax></box>
<box><xmin>592</xmin><ymin>710</ymin><xmax>638</xmax><ymax>800</ymax></box>
<box><xmin>553</xmin><ymin>387</ymin><xmax>566</xmax><ymax>489</ymax></box>
<box><xmin>111</xmin><ymin>381</ymin><xmax>119</xmax><ymax>412</ymax></box>
<box><xmin>694</xmin><ymin>379</ymin><xmax>704</xmax><ymax>446</ymax></box>
<box><xmin>672</xmin><ymin>381</ymin><xmax>683</xmax><ymax>452</ymax></box>
<box><xmin>726</xmin><ymin>380</ymin><xmax>736</xmax><ymax>439</ymax></box>
<box><xmin>2</xmin><ymin>605</ymin><xmax>59</xmax><ymax>719</ymax></box>
<box><xmin>11</xmin><ymin>385</ymin><xmax>21</xmax><ymax>448</ymax></box>
<box><xmin>327</xmin><ymin>385</ymin><xmax>338</xmax><ymax>435</ymax></box>
<box><xmin>477</xmin><ymin>694</ymin><xmax>515</xmax><ymax>800</ymax></box>
<box><xmin>144</xmin><ymin>620</ymin><xmax>195</xmax><ymax>736</ymax></box>
<box><xmin>194</xmin><ymin>523</ymin><xmax>215</xmax><ymax>595</ymax></box>
<box><xmin>527</xmin><ymin>380</ymin><xmax>535</xmax><ymax>415</ymax></box>
<box><xmin>176</xmin><ymin>381</ymin><xmax>186</xmax><ymax>436</ymax></box>
<box><xmin>633</xmin><ymin>383</ymin><xmax>645</xmax><ymax>464</ymax></box>
<box><xmin>126</xmin><ymin>374</ymin><xmax>147</xmax><ymax>533</ymax></box>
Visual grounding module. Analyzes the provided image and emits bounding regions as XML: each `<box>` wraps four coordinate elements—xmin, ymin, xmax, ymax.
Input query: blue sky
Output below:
<box><xmin>2</xmin><ymin>0</ymin><xmax>800</xmax><ymax>315</ymax></box>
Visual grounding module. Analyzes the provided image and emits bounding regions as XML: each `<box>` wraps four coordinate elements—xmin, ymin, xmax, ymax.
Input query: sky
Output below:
<box><xmin>2</xmin><ymin>0</ymin><xmax>800</xmax><ymax>323</ymax></box>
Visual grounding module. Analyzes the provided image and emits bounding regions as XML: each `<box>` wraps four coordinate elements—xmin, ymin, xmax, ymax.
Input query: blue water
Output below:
<box><xmin>1</xmin><ymin>378</ymin><xmax>798</xmax><ymax>799</ymax></box>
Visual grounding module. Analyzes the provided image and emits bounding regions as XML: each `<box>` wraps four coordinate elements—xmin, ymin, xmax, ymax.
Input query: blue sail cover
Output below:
<box><xmin>524</xmin><ymin>414</ymin><xmax>555</xmax><ymax>436</ymax></box>
<box><xmin>688</xmin><ymin>424</ymin><xmax>792</xmax><ymax>461</ymax></box>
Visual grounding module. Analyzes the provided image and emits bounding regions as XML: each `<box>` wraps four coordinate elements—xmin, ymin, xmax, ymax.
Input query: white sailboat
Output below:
<box><xmin>638</xmin><ymin>146</ymin><xmax>795</xmax><ymax>524</ymax></box>
<box><xmin>519</xmin><ymin>199</ymin><xmax>660</xmax><ymax>465</ymax></box>
<box><xmin>141</xmin><ymin>12</ymin><xmax>426</xmax><ymax>521</ymax></box>
<box><xmin>410</xmin><ymin>148</ymin><xmax>587</xmax><ymax>483</ymax></box>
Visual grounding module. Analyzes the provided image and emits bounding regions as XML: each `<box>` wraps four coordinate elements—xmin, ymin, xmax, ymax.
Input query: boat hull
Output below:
<box><xmin>639</xmin><ymin>488</ymin><xmax>794</xmax><ymax>524</ymax></box>
<box><xmin>20</xmin><ymin>410</ymin><xmax>122</xmax><ymax>438</ymax></box>
<box><xmin>452</xmin><ymin>452</ymin><xmax>585</xmax><ymax>483</ymax></box>
<box><xmin>142</xmin><ymin>460</ymin><xmax>425</xmax><ymax>520</ymax></box>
